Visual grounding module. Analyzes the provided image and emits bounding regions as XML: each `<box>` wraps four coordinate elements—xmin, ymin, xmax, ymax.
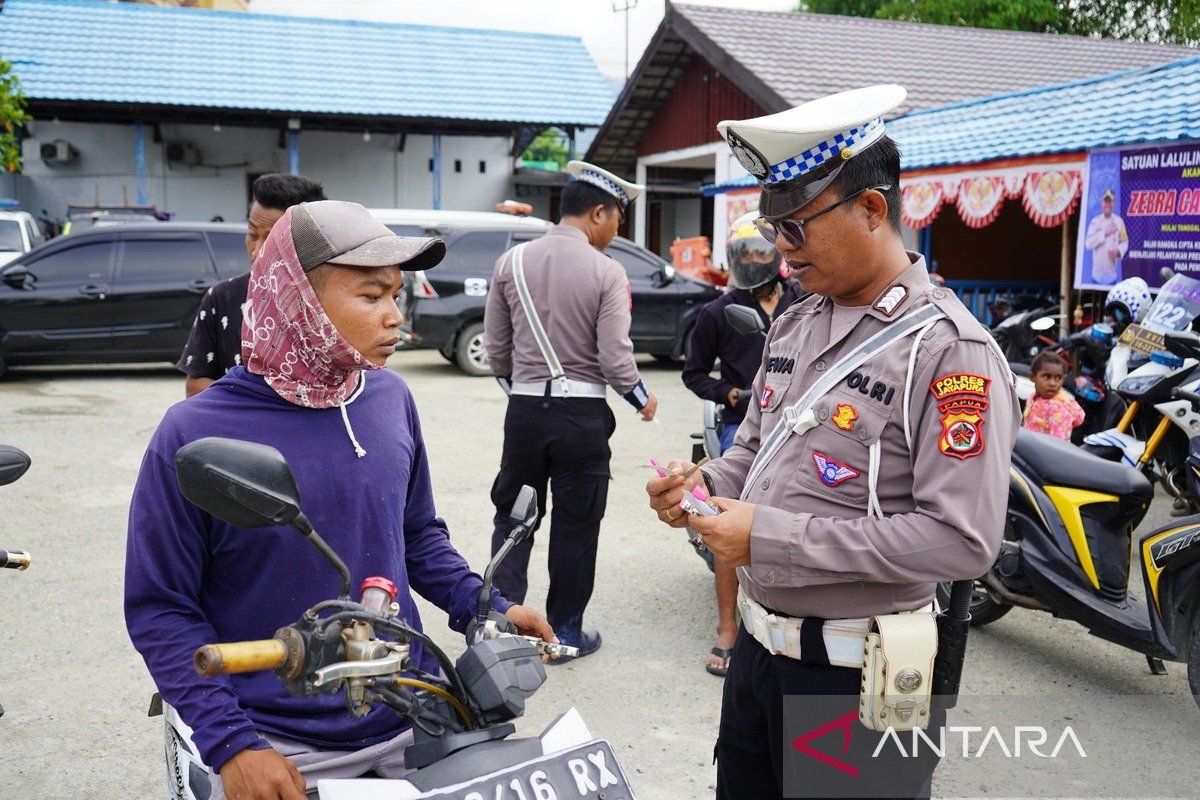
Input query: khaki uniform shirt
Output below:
<box><xmin>484</xmin><ymin>225</ymin><xmax>642</xmax><ymax>394</ymax></box>
<box><xmin>703</xmin><ymin>255</ymin><xmax>1019</xmax><ymax>619</ymax></box>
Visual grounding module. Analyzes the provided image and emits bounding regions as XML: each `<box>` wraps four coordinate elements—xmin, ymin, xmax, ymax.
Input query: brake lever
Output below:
<box><xmin>312</xmin><ymin>651</ymin><xmax>405</xmax><ymax>688</ymax></box>
<box><xmin>481</xmin><ymin>620</ymin><xmax>580</xmax><ymax>659</ymax></box>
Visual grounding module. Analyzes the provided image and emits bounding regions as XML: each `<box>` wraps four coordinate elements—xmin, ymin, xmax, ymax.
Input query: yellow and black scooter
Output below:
<box><xmin>943</xmin><ymin>427</ymin><xmax>1200</xmax><ymax>707</ymax></box>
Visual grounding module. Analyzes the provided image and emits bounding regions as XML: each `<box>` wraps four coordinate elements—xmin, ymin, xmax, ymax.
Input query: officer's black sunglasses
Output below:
<box><xmin>754</xmin><ymin>184</ymin><xmax>893</xmax><ymax>247</ymax></box>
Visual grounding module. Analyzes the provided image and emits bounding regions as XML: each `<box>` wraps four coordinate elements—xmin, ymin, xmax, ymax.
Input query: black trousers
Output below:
<box><xmin>490</xmin><ymin>395</ymin><xmax>614</xmax><ymax>635</ymax></box>
<box><xmin>716</xmin><ymin>626</ymin><xmax>940</xmax><ymax>800</ymax></box>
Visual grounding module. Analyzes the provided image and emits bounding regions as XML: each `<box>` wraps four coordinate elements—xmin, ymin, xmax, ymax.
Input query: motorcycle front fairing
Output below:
<box><xmin>317</xmin><ymin>708</ymin><xmax>637</xmax><ymax>800</ymax></box>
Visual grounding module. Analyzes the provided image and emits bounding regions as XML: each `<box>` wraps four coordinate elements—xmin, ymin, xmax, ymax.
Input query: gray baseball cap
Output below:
<box><xmin>290</xmin><ymin>200</ymin><xmax>446</xmax><ymax>273</ymax></box>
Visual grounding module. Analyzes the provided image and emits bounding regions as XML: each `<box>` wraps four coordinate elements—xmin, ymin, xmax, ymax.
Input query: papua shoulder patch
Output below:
<box><xmin>930</xmin><ymin>373</ymin><xmax>991</xmax><ymax>460</ymax></box>
<box><xmin>873</xmin><ymin>285</ymin><xmax>907</xmax><ymax>316</ymax></box>
<box><xmin>832</xmin><ymin>403</ymin><xmax>858</xmax><ymax>431</ymax></box>
<box><xmin>812</xmin><ymin>451</ymin><xmax>860</xmax><ymax>486</ymax></box>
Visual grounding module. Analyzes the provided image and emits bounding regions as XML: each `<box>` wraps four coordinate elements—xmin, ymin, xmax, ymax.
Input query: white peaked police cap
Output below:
<box><xmin>566</xmin><ymin>160</ymin><xmax>645</xmax><ymax>209</ymax></box>
<box><xmin>717</xmin><ymin>84</ymin><xmax>907</xmax><ymax>220</ymax></box>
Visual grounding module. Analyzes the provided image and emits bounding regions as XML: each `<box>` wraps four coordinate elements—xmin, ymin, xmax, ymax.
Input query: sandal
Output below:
<box><xmin>705</xmin><ymin>646</ymin><xmax>733</xmax><ymax>678</ymax></box>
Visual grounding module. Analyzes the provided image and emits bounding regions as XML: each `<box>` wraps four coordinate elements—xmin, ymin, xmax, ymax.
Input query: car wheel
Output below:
<box><xmin>0</xmin><ymin>352</ymin><xmax>7</xmax><ymax>380</ymax></box>
<box><xmin>455</xmin><ymin>322</ymin><xmax>491</xmax><ymax>377</ymax></box>
<box><xmin>653</xmin><ymin>354</ymin><xmax>678</xmax><ymax>365</ymax></box>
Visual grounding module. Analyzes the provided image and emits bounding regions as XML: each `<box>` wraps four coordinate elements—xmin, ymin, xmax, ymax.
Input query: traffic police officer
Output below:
<box><xmin>486</xmin><ymin>160</ymin><xmax>658</xmax><ymax>660</ymax></box>
<box><xmin>646</xmin><ymin>86</ymin><xmax>1018</xmax><ymax>798</ymax></box>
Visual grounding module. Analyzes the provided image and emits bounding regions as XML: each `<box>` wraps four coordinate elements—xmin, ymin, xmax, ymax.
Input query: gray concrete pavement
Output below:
<box><xmin>0</xmin><ymin>352</ymin><xmax>1194</xmax><ymax>799</ymax></box>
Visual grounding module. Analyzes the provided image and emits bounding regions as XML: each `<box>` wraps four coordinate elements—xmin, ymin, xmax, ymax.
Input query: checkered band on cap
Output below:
<box><xmin>765</xmin><ymin>117</ymin><xmax>886</xmax><ymax>186</ymax></box>
<box><xmin>574</xmin><ymin>170</ymin><xmax>630</xmax><ymax>206</ymax></box>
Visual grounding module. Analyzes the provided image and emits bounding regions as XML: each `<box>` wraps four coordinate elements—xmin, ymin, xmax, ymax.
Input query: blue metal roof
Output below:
<box><xmin>0</xmin><ymin>0</ymin><xmax>615</xmax><ymax>126</ymax></box>
<box><xmin>706</xmin><ymin>55</ymin><xmax>1200</xmax><ymax>194</ymax></box>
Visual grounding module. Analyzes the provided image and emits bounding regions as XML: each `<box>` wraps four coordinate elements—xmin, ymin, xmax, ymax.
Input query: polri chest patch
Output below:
<box><xmin>845</xmin><ymin>371</ymin><xmax>895</xmax><ymax>405</ymax></box>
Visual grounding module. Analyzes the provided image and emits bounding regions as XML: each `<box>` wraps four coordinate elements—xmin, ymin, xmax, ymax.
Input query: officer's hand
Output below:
<box><xmin>726</xmin><ymin>387</ymin><xmax>744</xmax><ymax>408</ymax></box>
<box><xmin>646</xmin><ymin>459</ymin><xmax>697</xmax><ymax>528</ymax></box>
<box><xmin>504</xmin><ymin>604</ymin><xmax>559</xmax><ymax>663</ymax></box>
<box><xmin>219</xmin><ymin>746</ymin><xmax>306</xmax><ymax>800</ymax></box>
<box><xmin>689</xmin><ymin>497</ymin><xmax>754</xmax><ymax>568</ymax></box>
<box><xmin>640</xmin><ymin>393</ymin><xmax>659</xmax><ymax>421</ymax></box>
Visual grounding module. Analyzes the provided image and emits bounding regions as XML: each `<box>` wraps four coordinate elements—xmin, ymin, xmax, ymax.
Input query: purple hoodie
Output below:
<box><xmin>125</xmin><ymin>366</ymin><xmax>510</xmax><ymax>772</ymax></box>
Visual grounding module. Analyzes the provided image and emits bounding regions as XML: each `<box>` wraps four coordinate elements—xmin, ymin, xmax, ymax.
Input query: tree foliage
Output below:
<box><xmin>0</xmin><ymin>59</ymin><xmax>30</xmax><ymax>172</ymax></box>
<box><xmin>796</xmin><ymin>0</ymin><xmax>1200</xmax><ymax>46</ymax></box>
<box><xmin>521</xmin><ymin>127</ymin><xmax>570</xmax><ymax>169</ymax></box>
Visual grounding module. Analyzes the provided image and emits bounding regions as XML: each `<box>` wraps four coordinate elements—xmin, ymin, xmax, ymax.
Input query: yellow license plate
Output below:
<box><xmin>1117</xmin><ymin>324</ymin><xmax>1165</xmax><ymax>357</ymax></box>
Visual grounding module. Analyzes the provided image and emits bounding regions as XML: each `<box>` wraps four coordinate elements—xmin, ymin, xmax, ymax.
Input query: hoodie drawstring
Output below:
<box><xmin>339</xmin><ymin>400</ymin><xmax>367</xmax><ymax>458</ymax></box>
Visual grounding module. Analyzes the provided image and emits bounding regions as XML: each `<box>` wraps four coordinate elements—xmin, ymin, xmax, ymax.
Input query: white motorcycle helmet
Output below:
<box><xmin>1104</xmin><ymin>277</ymin><xmax>1151</xmax><ymax>332</ymax></box>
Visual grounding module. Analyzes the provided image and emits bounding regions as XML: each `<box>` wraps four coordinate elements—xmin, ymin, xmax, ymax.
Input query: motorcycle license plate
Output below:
<box><xmin>411</xmin><ymin>740</ymin><xmax>635</xmax><ymax>800</ymax></box>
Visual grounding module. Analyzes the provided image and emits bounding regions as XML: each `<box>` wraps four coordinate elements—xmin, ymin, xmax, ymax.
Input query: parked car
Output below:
<box><xmin>368</xmin><ymin>208</ymin><xmax>723</xmax><ymax>376</ymax></box>
<box><xmin>0</xmin><ymin>207</ymin><xmax>45</xmax><ymax>268</ymax></box>
<box><xmin>0</xmin><ymin>222</ymin><xmax>247</xmax><ymax>377</ymax></box>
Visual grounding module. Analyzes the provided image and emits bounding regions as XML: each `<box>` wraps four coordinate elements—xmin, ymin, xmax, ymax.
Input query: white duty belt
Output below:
<box><xmin>740</xmin><ymin>303</ymin><xmax>945</xmax><ymax>503</ymax></box>
<box><xmin>510</xmin><ymin>243</ymin><xmax>606</xmax><ymax>400</ymax></box>
<box><xmin>737</xmin><ymin>590</ymin><xmax>871</xmax><ymax>668</ymax></box>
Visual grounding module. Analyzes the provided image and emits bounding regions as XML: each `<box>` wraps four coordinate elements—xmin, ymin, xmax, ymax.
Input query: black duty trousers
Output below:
<box><xmin>490</xmin><ymin>395</ymin><xmax>615</xmax><ymax>635</ymax></box>
<box><xmin>716</xmin><ymin>625</ymin><xmax>940</xmax><ymax>800</ymax></box>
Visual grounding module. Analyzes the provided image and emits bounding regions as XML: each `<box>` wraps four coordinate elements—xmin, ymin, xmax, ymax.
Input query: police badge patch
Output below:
<box><xmin>725</xmin><ymin>129</ymin><xmax>770</xmax><ymax>180</ymax></box>
<box><xmin>812</xmin><ymin>451</ymin><xmax>860</xmax><ymax>486</ymax></box>
<box><xmin>929</xmin><ymin>373</ymin><xmax>990</xmax><ymax>460</ymax></box>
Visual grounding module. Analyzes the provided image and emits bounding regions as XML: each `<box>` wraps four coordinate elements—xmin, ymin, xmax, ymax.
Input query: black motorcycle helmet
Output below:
<box><xmin>727</xmin><ymin>212</ymin><xmax>783</xmax><ymax>291</ymax></box>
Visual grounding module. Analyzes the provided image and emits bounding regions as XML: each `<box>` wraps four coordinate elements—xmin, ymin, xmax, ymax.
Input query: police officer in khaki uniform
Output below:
<box><xmin>486</xmin><ymin>161</ymin><xmax>658</xmax><ymax>660</ymax></box>
<box><xmin>646</xmin><ymin>86</ymin><xmax>1018</xmax><ymax>799</ymax></box>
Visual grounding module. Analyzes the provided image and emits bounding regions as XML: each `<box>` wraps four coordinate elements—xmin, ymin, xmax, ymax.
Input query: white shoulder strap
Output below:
<box><xmin>741</xmin><ymin>303</ymin><xmax>946</xmax><ymax>500</ymax></box>
<box><xmin>510</xmin><ymin>243</ymin><xmax>567</xmax><ymax>389</ymax></box>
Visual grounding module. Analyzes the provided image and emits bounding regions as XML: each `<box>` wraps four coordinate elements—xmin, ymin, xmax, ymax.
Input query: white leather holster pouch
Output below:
<box><xmin>859</xmin><ymin>612</ymin><xmax>938</xmax><ymax>732</ymax></box>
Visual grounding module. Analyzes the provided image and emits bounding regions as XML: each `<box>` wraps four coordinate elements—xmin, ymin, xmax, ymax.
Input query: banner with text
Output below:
<box><xmin>1075</xmin><ymin>141</ymin><xmax>1200</xmax><ymax>290</ymax></box>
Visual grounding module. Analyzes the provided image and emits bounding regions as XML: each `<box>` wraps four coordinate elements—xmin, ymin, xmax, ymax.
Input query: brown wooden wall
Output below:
<box><xmin>635</xmin><ymin>57</ymin><xmax>766</xmax><ymax>157</ymax></box>
<box><xmin>929</xmin><ymin>201</ymin><xmax>1077</xmax><ymax>282</ymax></box>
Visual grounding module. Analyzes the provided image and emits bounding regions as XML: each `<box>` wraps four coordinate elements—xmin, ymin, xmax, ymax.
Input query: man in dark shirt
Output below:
<box><xmin>681</xmin><ymin>212</ymin><xmax>804</xmax><ymax>677</ymax></box>
<box><xmin>178</xmin><ymin>174</ymin><xmax>327</xmax><ymax>396</ymax></box>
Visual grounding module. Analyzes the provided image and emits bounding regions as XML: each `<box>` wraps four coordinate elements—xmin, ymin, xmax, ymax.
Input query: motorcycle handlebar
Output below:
<box><xmin>1</xmin><ymin>549</ymin><xmax>31</xmax><ymax>570</ymax></box>
<box><xmin>194</xmin><ymin>638</ymin><xmax>289</xmax><ymax>677</ymax></box>
<box><xmin>1172</xmin><ymin>388</ymin><xmax>1200</xmax><ymax>409</ymax></box>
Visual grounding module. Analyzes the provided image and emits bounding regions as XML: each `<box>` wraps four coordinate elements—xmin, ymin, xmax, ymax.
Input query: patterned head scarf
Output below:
<box><xmin>241</xmin><ymin>207</ymin><xmax>380</xmax><ymax>409</ymax></box>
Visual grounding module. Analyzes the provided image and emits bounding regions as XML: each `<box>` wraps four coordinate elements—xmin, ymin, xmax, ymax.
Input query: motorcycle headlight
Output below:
<box><xmin>1118</xmin><ymin>374</ymin><xmax>1164</xmax><ymax>397</ymax></box>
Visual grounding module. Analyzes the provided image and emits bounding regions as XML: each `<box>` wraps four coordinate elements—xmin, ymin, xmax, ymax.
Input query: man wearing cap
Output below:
<box><xmin>484</xmin><ymin>160</ymin><xmax>658</xmax><ymax>661</ymax></box>
<box><xmin>1085</xmin><ymin>188</ymin><xmax>1128</xmax><ymax>284</ymax></box>
<box><xmin>646</xmin><ymin>87</ymin><xmax>1018</xmax><ymax>798</ymax></box>
<box><xmin>127</xmin><ymin>201</ymin><xmax>555</xmax><ymax>800</ymax></box>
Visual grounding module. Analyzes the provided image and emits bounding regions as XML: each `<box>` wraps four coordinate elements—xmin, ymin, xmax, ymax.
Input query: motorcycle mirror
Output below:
<box><xmin>508</xmin><ymin>485</ymin><xmax>538</xmax><ymax>536</ymax></box>
<box><xmin>1164</xmin><ymin>330</ymin><xmax>1200</xmax><ymax>360</ymax></box>
<box><xmin>175</xmin><ymin>437</ymin><xmax>351</xmax><ymax>598</ymax></box>
<box><xmin>0</xmin><ymin>445</ymin><xmax>31</xmax><ymax>487</ymax></box>
<box><xmin>725</xmin><ymin>305</ymin><xmax>766</xmax><ymax>336</ymax></box>
<box><xmin>1030</xmin><ymin>316</ymin><xmax>1057</xmax><ymax>332</ymax></box>
<box><xmin>176</xmin><ymin>438</ymin><xmax>303</xmax><ymax>528</ymax></box>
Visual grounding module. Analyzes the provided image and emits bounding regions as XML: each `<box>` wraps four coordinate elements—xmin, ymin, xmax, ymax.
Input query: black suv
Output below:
<box><xmin>0</xmin><ymin>222</ymin><xmax>248</xmax><ymax>376</ymax></box>
<box><xmin>378</xmin><ymin>212</ymin><xmax>722</xmax><ymax>376</ymax></box>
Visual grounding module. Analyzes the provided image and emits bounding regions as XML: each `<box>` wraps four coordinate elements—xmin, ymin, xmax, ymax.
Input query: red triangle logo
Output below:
<box><xmin>790</xmin><ymin>710</ymin><xmax>860</xmax><ymax>779</ymax></box>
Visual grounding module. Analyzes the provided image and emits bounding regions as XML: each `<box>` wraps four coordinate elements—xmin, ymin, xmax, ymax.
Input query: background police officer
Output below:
<box><xmin>485</xmin><ymin>161</ymin><xmax>657</xmax><ymax>660</ymax></box>
<box><xmin>646</xmin><ymin>86</ymin><xmax>1018</xmax><ymax>798</ymax></box>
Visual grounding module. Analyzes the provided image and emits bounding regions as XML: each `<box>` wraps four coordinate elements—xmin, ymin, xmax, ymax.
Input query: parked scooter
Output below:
<box><xmin>991</xmin><ymin>306</ymin><xmax>1061</xmax><ymax>363</ymax></box>
<box><xmin>945</xmin><ymin>420</ymin><xmax>1200</xmax><ymax>705</ymax></box>
<box><xmin>0</xmin><ymin>444</ymin><xmax>32</xmax><ymax>721</ymax></box>
<box><xmin>170</xmin><ymin>437</ymin><xmax>634</xmax><ymax>800</ymax></box>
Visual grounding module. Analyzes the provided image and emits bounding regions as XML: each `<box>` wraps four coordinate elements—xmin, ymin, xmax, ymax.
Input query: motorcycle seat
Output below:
<box><xmin>1012</xmin><ymin>429</ymin><xmax>1153</xmax><ymax>501</ymax></box>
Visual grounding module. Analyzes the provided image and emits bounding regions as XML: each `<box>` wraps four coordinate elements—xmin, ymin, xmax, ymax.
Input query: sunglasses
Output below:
<box><xmin>754</xmin><ymin>184</ymin><xmax>892</xmax><ymax>247</ymax></box>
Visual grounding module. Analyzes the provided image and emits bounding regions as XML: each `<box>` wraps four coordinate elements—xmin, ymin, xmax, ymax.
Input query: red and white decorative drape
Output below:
<box><xmin>902</xmin><ymin>164</ymin><xmax>1083</xmax><ymax>230</ymax></box>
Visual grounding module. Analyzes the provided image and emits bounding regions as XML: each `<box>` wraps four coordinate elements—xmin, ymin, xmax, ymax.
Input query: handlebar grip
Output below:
<box><xmin>1</xmin><ymin>550</ymin><xmax>31</xmax><ymax>570</ymax></box>
<box><xmin>194</xmin><ymin>639</ymin><xmax>288</xmax><ymax>677</ymax></box>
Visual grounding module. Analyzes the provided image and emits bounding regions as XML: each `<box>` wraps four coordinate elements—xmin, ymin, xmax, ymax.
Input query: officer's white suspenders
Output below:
<box><xmin>740</xmin><ymin>302</ymin><xmax>946</xmax><ymax>512</ymax></box>
<box><xmin>508</xmin><ymin>243</ymin><xmax>606</xmax><ymax>399</ymax></box>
